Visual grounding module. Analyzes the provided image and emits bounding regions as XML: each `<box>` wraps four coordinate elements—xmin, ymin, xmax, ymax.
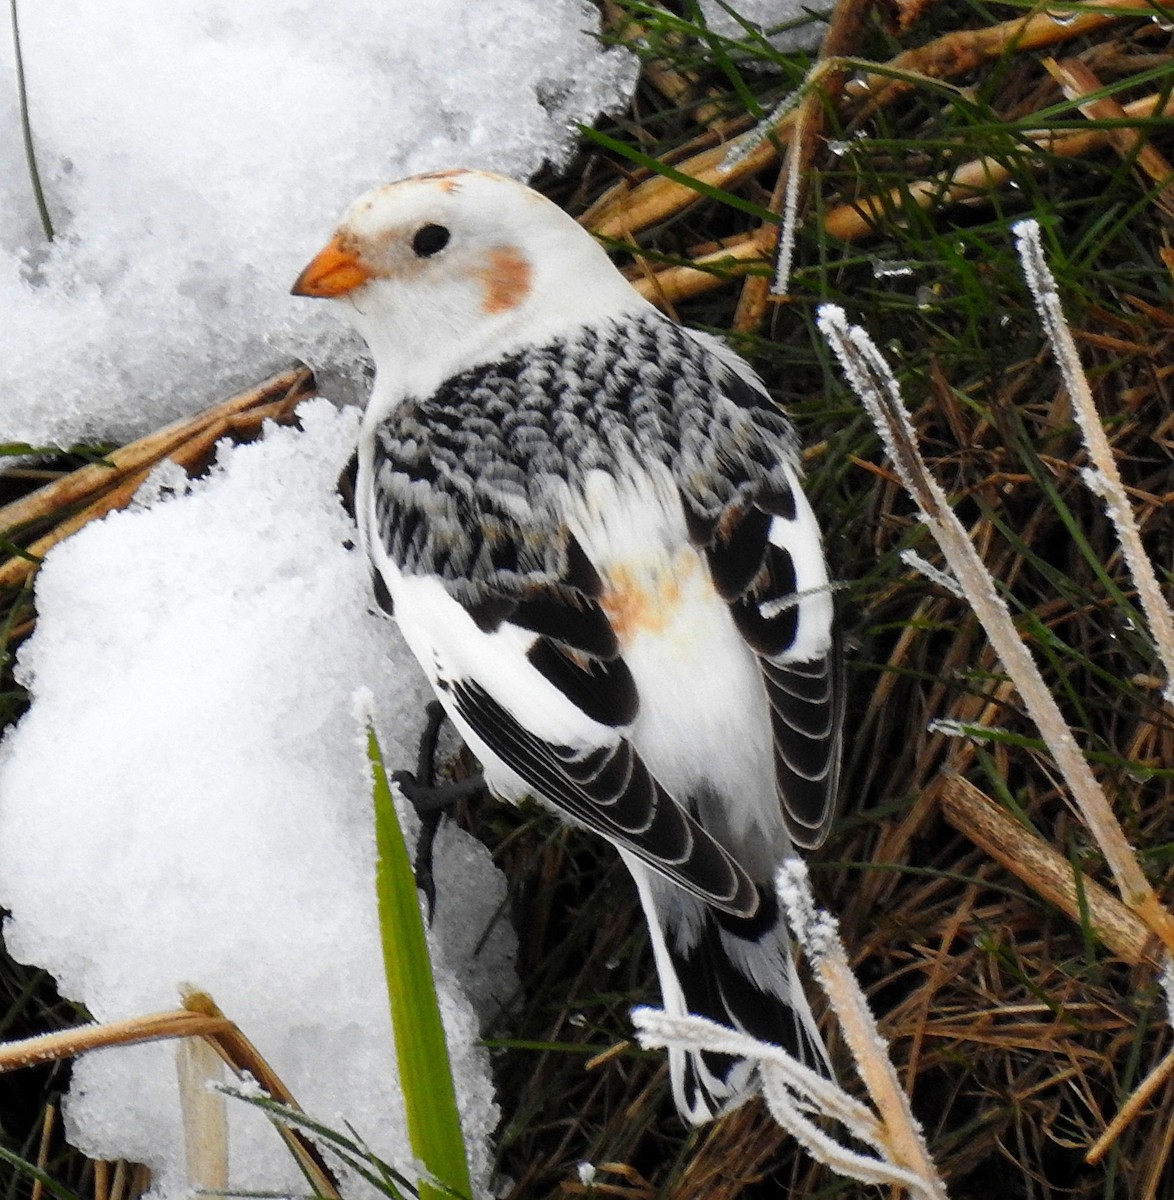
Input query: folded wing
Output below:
<box><xmin>388</xmin><ymin>536</ymin><xmax>762</xmax><ymax>919</ymax></box>
<box><xmin>688</xmin><ymin>470</ymin><xmax>843</xmax><ymax>850</ymax></box>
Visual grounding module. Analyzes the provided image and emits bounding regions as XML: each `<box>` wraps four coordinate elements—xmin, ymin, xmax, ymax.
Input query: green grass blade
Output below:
<box><xmin>0</xmin><ymin>1144</ymin><xmax>83</xmax><ymax>1200</ymax></box>
<box><xmin>223</xmin><ymin>1085</ymin><xmax>417</xmax><ymax>1198</ymax></box>
<box><xmin>367</xmin><ymin>725</ymin><xmax>472</xmax><ymax>1200</ymax></box>
<box><xmin>9</xmin><ymin>0</ymin><xmax>54</xmax><ymax>242</ymax></box>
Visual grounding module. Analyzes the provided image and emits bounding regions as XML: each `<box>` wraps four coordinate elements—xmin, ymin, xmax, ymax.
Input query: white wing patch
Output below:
<box><xmin>764</xmin><ymin>466</ymin><xmax>834</xmax><ymax>663</ymax></box>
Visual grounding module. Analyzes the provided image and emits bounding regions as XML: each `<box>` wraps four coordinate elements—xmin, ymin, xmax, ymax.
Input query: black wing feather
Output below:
<box><xmin>525</xmin><ymin>639</ymin><xmax>638</xmax><ymax>727</ymax></box>
<box><xmin>448</xmin><ymin>677</ymin><xmax>760</xmax><ymax>917</ymax></box>
<box><xmin>763</xmin><ymin>652</ymin><xmax>844</xmax><ymax>846</ymax></box>
<box><xmin>707</xmin><ymin>505</ymin><xmax>772</xmax><ymax>600</ymax></box>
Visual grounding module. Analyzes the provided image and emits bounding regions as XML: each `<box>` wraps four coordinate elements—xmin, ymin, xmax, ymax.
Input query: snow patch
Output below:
<box><xmin>1</xmin><ymin>0</ymin><xmax>637</xmax><ymax>447</ymax></box>
<box><xmin>0</xmin><ymin>402</ymin><xmax>516</xmax><ymax>1197</ymax></box>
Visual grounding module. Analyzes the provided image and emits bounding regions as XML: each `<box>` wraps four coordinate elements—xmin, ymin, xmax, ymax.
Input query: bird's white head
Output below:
<box><xmin>292</xmin><ymin>170</ymin><xmax>647</xmax><ymax>401</ymax></box>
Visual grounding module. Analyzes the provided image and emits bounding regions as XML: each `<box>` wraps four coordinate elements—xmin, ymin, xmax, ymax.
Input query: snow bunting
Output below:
<box><xmin>293</xmin><ymin>169</ymin><xmax>843</xmax><ymax>1123</ymax></box>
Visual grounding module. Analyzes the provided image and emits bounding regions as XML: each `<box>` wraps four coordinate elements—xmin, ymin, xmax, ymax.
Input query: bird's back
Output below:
<box><xmin>366</xmin><ymin>310</ymin><xmax>799</xmax><ymax>596</ymax></box>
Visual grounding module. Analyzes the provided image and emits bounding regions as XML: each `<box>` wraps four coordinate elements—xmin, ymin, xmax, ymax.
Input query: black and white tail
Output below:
<box><xmin>629</xmin><ymin>859</ymin><xmax>829</xmax><ymax>1124</ymax></box>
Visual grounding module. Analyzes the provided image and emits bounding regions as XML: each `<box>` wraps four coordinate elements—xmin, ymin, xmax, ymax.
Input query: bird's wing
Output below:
<box><xmin>686</xmin><ymin>466</ymin><xmax>843</xmax><ymax>850</ymax></box>
<box><xmin>383</xmin><ymin>534</ymin><xmax>762</xmax><ymax>920</ymax></box>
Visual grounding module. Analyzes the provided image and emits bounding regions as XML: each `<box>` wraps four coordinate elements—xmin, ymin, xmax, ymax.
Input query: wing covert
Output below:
<box><xmin>386</xmin><ymin>515</ymin><xmax>762</xmax><ymax>917</ymax></box>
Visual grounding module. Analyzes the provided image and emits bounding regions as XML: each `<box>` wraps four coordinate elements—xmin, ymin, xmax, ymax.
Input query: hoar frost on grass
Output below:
<box><xmin>1012</xmin><ymin>220</ymin><xmax>1174</xmax><ymax>705</ymax></box>
<box><xmin>819</xmin><ymin>233</ymin><xmax>1174</xmax><ymax>972</ymax></box>
<box><xmin>635</xmin><ymin>860</ymin><xmax>948</xmax><ymax>1199</ymax></box>
<box><xmin>0</xmin><ymin>401</ymin><xmax>517</xmax><ymax>1198</ymax></box>
<box><xmin>0</xmin><ymin>0</ymin><xmax>637</xmax><ymax>447</ymax></box>
<box><xmin>818</xmin><ymin>299</ymin><xmax>1171</xmax><ymax>941</ymax></box>
<box><xmin>899</xmin><ymin>548</ymin><xmax>964</xmax><ymax>600</ymax></box>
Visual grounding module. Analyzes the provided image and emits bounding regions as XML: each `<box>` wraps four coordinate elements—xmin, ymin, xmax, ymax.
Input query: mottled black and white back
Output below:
<box><xmin>293</xmin><ymin>169</ymin><xmax>843</xmax><ymax>1123</ymax></box>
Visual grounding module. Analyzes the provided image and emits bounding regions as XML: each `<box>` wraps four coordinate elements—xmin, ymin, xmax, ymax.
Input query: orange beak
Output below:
<box><xmin>291</xmin><ymin>237</ymin><xmax>372</xmax><ymax>298</ymax></box>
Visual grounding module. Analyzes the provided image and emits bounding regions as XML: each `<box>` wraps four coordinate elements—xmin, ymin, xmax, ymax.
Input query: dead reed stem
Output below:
<box><xmin>938</xmin><ymin>774</ymin><xmax>1156</xmax><ymax>966</ymax></box>
<box><xmin>824</xmin><ymin>89</ymin><xmax>1174</xmax><ymax>242</ymax></box>
<box><xmin>0</xmin><ymin>366</ymin><xmax>310</xmax><ymax>536</ymax></box>
<box><xmin>0</xmin><ymin>992</ymin><xmax>341</xmax><ymax>1200</ymax></box>
<box><xmin>1043</xmin><ymin>57</ymin><xmax>1174</xmax><ymax>221</ymax></box>
<box><xmin>1086</xmin><ymin>1041</ymin><xmax>1174</xmax><ymax>1163</ymax></box>
<box><xmin>0</xmin><ymin>367</ymin><xmax>312</xmax><ymax>589</ymax></box>
<box><xmin>583</xmin><ymin>0</ymin><xmax>1148</xmax><ymax>248</ymax></box>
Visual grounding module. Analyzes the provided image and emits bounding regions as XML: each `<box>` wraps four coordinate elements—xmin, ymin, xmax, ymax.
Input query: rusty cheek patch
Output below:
<box><xmin>475</xmin><ymin>246</ymin><xmax>532</xmax><ymax>314</ymax></box>
<box><xmin>601</xmin><ymin>554</ymin><xmax>700</xmax><ymax>644</ymax></box>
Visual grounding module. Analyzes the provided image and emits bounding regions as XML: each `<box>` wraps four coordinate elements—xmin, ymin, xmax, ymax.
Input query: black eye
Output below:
<box><xmin>412</xmin><ymin>224</ymin><xmax>450</xmax><ymax>258</ymax></box>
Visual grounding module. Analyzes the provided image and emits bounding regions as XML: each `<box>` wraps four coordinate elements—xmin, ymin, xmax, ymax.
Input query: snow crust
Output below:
<box><xmin>699</xmin><ymin>0</ymin><xmax>827</xmax><ymax>50</ymax></box>
<box><xmin>0</xmin><ymin>402</ymin><xmax>517</xmax><ymax>1197</ymax></box>
<box><xmin>0</xmin><ymin>0</ymin><xmax>637</xmax><ymax>447</ymax></box>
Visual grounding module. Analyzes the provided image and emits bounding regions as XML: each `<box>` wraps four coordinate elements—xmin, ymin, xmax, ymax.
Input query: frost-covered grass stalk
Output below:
<box><xmin>816</xmin><ymin>300</ymin><xmax>1174</xmax><ymax>959</ymax></box>
<box><xmin>713</xmin><ymin>58</ymin><xmax>832</xmax><ymax>297</ymax></box>
<box><xmin>635</xmin><ymin>860</ymin><xmax>948</xmax><ymax>1198</ymax></box>
<box><xmin>769</xmin><ymin>109</ymin><xmax>804</xmax><ymax>297</ymax></box>
<box><xmin>1012</xmin><ymin>219</ymin><xmax>1174</xmax><ymax>705</ymax></box>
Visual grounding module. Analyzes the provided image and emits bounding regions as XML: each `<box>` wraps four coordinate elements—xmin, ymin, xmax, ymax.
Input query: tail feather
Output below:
<box><xmin>628</xmin><ymin>858</ymin><xmax>829</xmax><ymax>1124</ymax></box>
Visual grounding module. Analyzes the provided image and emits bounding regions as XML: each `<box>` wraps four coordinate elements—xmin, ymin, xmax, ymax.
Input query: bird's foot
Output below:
<box><xmin>391</xmin><ymin>768</ymin><xmax>487</xmax><ymax>812</ymax></box>
<box><xmin>393</xmin><ymin>700</ymin><xmax>485</xmax><ymax>918</ymax></box>
<box><xmin>392</xmin><ymin>771</ymin><xmax>486</xmax><ymax>919</ymax></box>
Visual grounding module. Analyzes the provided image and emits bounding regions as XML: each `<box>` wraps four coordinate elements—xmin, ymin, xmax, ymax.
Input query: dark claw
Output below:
<box><xmin>410</xmin><ymin>796</ymin><xmax>444</xmax><ymax>920</ymax></box>
<box><xmin>392</xmin><ymin>768</ymin><xmax>487</xmax><ymax>812</ymax></box>
<box><xmin>393</xmin><ymin>770</ymin><xmax>487</xmax><ymax>918</ymax></box>
<box><xmin>395</xmin><ymin>700</ymin><xmax>485</xmax><ymax>919</ymax></box>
